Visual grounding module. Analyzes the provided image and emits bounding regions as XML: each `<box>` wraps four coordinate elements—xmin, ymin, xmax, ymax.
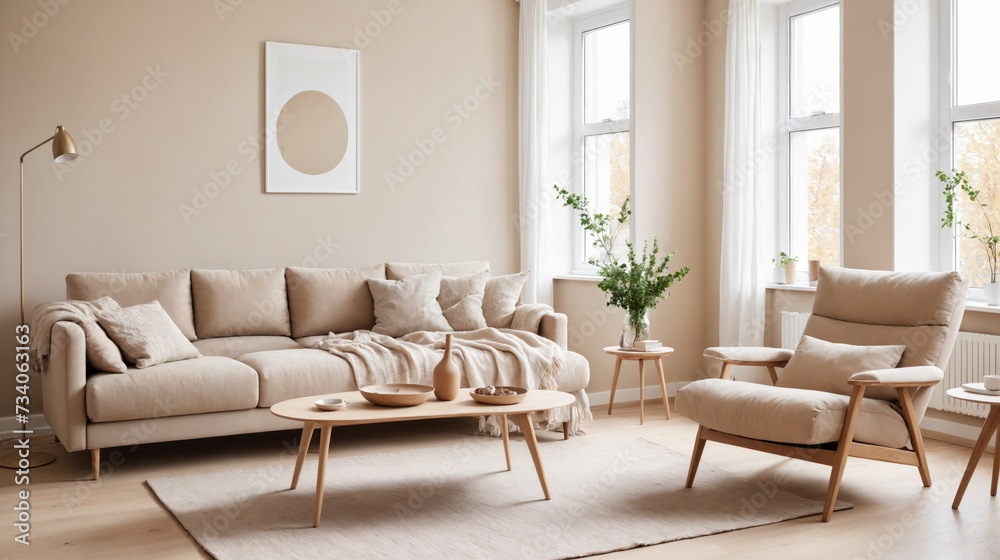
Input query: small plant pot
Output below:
<box><xmin>986</xmin><ymin>283</ymin><xmax>1000</xmax><ymax>306</ymax></box>
<box><xmin>783</xmin><ymin>262</ymin><xmax>796</xmax><ymax>285</ymax></box>
<box><xmin>772</xmin><ymin>266</ymin><xmax>786</xmax><ymax>284</ymax></box>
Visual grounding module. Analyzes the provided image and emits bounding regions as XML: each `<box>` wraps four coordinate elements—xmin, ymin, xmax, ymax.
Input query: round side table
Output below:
<box><xmin>603</xmin><ymin>346</ymin><xmax>675</xmax><ymax>425</ymax></box>
<box><xmin>946</xmin><ymin>387</ymin><xmax>1000</xmax><ymax>509</ymax></box>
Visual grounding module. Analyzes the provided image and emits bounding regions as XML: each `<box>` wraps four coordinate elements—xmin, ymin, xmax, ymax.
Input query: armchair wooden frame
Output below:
<box><xmin>687</xmin><ymin>356</ymin><xmax>938</xmax><ymax>522</ymax></box>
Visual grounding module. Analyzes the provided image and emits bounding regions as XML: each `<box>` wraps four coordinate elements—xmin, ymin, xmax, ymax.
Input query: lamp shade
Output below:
<box><xmin>51</xmin><ymin>125</ymin><xmax>78</xmax><ymax>163</ymax></box>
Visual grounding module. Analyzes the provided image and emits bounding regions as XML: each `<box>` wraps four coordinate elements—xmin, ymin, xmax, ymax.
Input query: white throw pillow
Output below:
<box><xmin>776</xmin><ymin>335</ymin><xmax>905</xmax><ymax>399</ymax></box>
<box><xmin>439</xmin><ymin>272</ymin><xmax>488</xmax><ymax>331</ymax></box>
<box><xmin>482</xmin><ymin>271</ymin><xmax>530</xmax><ymax>328</ymax></box>
<box><xmin>96</xmin><ymin>301</ymin><xmax>202</xmax><ymax>369</ymax></box>
<box><xmin>367</xmin><ymin>273</ymin><xmax>453</xmax><ymax>337</ymax></box>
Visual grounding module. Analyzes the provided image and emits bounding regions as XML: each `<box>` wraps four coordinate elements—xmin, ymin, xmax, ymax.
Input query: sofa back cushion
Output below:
<box><xmin>66</xmin><ymin>270</ymin><xmax>197</xmax><ymax>341</ymax></box>
<box><xmin>286</xmin><ymin>265</ymin><xmax>386</xmax><ymax>337</ymax></box>
<box><xmin>191</xmin><ymin>269</ymin><xmax>290</xmax><ymax>338</ymax></box>
<box><xmin>385</xmin><ymin>261</ymin><xmax>489</xmax><ymax>281</ymax></box>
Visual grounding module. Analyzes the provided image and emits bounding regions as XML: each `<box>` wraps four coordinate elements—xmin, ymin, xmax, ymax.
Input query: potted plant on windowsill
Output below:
<box><xmin>937</xmin><ymin>169</ymin><xmax>1000</xmax><ymax>305</ymax></box>
<box><xmin>771</xmin><ymin>252</ymin><xmax>798</xmax><ymax>285</ymax></box>
<box><xmin>554</xmin><ymin>186</ymin><xmax>691</xmax><ymax>349</ymax></box>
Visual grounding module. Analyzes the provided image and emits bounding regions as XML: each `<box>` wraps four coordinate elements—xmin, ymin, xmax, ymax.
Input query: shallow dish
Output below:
<box><xmin>314</xmin><ymin>398</ymin><xmax>349</xmax><ymax>411</ymax></box>
<box><xmin>469</xmin><ymin>386</ymin><xmax>528</xmax><ymax>405</ymax></box>
<box><xmin>360</xmin><ymin>384</ymin><xmax>435</xmax><ymax>407</ymax></box>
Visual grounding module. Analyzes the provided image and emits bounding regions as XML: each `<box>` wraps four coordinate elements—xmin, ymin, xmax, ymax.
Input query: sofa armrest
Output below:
<box><xmin>539</xmin><ymin>312</ymin><xmax>568</xmax><ymax>350</ymax></box>
<box><xmin>848</xmin><ymin>366</ymin><xmax>944</xmax><ymax>387</ymax></box>
<box><xmin>703</xmin><ymin>346</ymin><xmax>794</xmax><ymax>365</ymax></box>
<box><xmin>40</xmin><ymin>321</ymin><xmax>89</xmax><ymax>452</ymax></box>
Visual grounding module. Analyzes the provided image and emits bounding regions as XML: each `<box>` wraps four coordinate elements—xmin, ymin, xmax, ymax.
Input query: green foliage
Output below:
<box><xmin>771</xmin><ymin>252</ymin><xmax>798</xmax><ymax>266</ymax></box>
<box><xmin>937</xmin><ymin>169</ymin><xmax>1000</xmax><ymax>283</ymax></box>
<box><xmin>553</xmin><ymin>185</ymin><xmax>691</xmax><ymax>325</ymax></box>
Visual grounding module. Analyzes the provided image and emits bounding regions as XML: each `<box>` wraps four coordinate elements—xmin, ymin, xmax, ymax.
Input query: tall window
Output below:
<box><xmin>942</xmin><ymin>0</ymin><xmax>1000</xmax><ymax>289</ymax></box>
<box><xmin>574</xmin><ymin>8</ymin><xmax>631</xmax><ymax>271</ymax></box>
<box><xmin>780</xmin><ymin>0</ymin><xmax>841</xmax><ymax>273</ymax></box>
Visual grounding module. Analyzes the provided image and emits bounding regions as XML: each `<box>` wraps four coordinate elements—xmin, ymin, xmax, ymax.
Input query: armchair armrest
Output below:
<box><xmin>848</xmin><ymin>366</ymin><xmax>944</xmax><ymax>388</ymax></box>
<box><xmin>703</xmin><ymin>347</ymin><xmax>794</xmax><ymax>365</ymax></box>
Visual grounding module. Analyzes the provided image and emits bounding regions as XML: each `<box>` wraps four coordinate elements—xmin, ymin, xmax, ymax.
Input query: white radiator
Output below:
<box><xmin>778</xmin><ymin>312</ymin><xmax>990</xmax><ymax>418</ymax></box>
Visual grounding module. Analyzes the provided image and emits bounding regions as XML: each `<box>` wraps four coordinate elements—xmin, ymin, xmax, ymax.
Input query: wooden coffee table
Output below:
<box><xmin>947</xmin><ymin>387</ymin><xmax>1000</xmax><ymax>509</ymax></box>
<box><xmin>270</xmin><ymin>389</ymin><xmax>576</xmax><ymax>527</ymax></box>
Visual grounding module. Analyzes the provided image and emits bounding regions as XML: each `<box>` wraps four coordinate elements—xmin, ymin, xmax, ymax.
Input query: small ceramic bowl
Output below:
<box><xmin>314</xmin><ymin>398</ymin><xmax>349</xmax><ymax>411</ymax></box>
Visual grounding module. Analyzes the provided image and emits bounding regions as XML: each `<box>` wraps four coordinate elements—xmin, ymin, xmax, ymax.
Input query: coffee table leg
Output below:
<box><xmin>655</xmin><ymin>358</ymin><xmax>670</xmax><ymax>420</ymax></box>
<box><xmin>608</xmin><ymin>358</ymin><xmax>623</xmax><ymax>415</ymax></box>
<box><xmin>500</xmin><ymin>414</ymin><xmax>512</xmax><ymax>471</ymax></box>
<box><xmin>509</xmin><ymin>413</ymin><xmax>551</xmax><ymax>500</ymax></box>
<box><xmin>291</xmin><ymin>422</ymin><xmax>315</xmax><ymax>490</ymax></box>
<box><xmin>314</xmin><ymin>425</ymin><xmax>333</xmax><ymax>527</ymax></box>
<box><xmin>638</xmin><ymin>359</ymin><xmax>645</xmax><ymax>425</ymax></box>
<box><xmin>953</xmin><ymin>406</ymin><xmax>1000</xmax><ymax>509</ymax></box>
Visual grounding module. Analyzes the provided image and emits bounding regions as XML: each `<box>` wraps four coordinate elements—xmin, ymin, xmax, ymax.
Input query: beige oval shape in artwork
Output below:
<box><xmin>277</xmin><ymin>90</ymin><xmax>349</xmax><ymax>175</ymax></box>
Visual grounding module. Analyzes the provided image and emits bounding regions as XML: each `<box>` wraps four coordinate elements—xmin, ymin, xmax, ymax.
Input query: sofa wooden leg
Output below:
<box><xmin>91</xmin><ymin>449</ymin><xmax>101</xmax><ymax>481</ymax></box>
<box><xmin>562</xmin><ymin>421</ymin><xmax>569</xmax><ymax>440</ymax></box>
<box><xmin>685</xmin><ymin>425</ymin><xmax>707</xmax><ymax>488</ymax></box>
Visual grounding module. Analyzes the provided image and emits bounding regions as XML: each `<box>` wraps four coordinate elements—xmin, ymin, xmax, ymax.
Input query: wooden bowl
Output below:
<box><xmin>469</xmin><ymin>386</ymin><xmax>528</xmax><ymax>405</ymax></box>
<box><xmin>360</xmin><ymin>384</ymin><xmax>434</xmax><ymax>407</ymax></box>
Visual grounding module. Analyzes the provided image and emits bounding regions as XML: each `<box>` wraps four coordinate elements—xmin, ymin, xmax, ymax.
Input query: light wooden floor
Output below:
<box><xmin>3</xmin><ymin>401</ymin><xmax>999</xmax><ymax>560</ymax></box>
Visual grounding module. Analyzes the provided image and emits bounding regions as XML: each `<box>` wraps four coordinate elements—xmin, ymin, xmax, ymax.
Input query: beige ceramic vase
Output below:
<box><xmin>433</xmin><ymin>334</ymin><xmax>460</xmax><ymax>401</ymax></box>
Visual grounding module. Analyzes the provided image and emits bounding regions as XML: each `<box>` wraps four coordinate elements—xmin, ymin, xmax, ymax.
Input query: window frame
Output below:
<box><xmin>777</xmin><ymin>0</ymin><xmax>843</xmax><ymax>277</ymax></box>
<box><xmin>570</xmin><ymin>5</ymin><xmax>632</xmax><ymax>275</ymax></box>
<box><xmin>937</xmin><ymin>0</ymin><xmax>1000</xmax><ymax>295</ymax></box>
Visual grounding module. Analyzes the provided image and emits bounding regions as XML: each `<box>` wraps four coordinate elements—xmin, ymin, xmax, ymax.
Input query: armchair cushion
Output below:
<box><xmin>849</xmin><ymin>366</ymin><xmax>944</xmax><ymax>385</ymax></box>
<box><xmin>675</xmin><ymin>379</ymin><xmax>910</xmax><ymax>448</ymax></box>
<box><xmin>775</xmin><ymin>336</ymin><xmax>905</xmax><ymax>401</ymax></box>
<box><xmin>704</xmin><ymin>347</ymin><xmax>794</xmax><ymax>363</ymax></box>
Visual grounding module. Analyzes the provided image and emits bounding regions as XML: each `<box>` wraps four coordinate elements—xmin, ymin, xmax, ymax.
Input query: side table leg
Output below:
<box><xmin>500</xmin><ymin>414</ymin><xmax>512</xmax><ymax>471</ymax></box>
<box><xmin>510</xmin><ymin>413</ymin><xmax>551</xmax><ymax>500</ymax></box>
<box><xmin>953</xmin><ymin>407</ymin><xmax>1000</xmax><ymax>509</ymax></box>
<box><xmin>993</xmin><ymin>425</ymin><xmax>1000</xmax><ymax>497</ymax></box>
<box><xmin>313</xmin><ymin>425</ymin><xmax>333</xmax><ymax>527</ymax></box>
<box><xmin>655</xmin><ymin>358</ymin><xmax>670</xmax><ymax>420</ymax></box>
<box><xmin>608</xmin><ymin>358</ymin><xmax>623</xmax><ymax>415</ymax></box>
<box><xmin>291</xmin><ymin>422</ymin><xmax>315</xmax><ymax>490</ymax></box>
<box><xmin>638</xmin><ymin>359</ymin><xmax>645</xmax><ymax>425</ymax></box>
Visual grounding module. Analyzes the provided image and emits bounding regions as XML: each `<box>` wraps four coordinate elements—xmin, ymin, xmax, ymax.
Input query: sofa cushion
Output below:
<box><xmin>286</xmin><ymin>265</ymin><xmax>385</xmax><ymax>337</ymax></box>
<box><xmin>675</xmin><ymin>378</ymin><xmax>910</xmax><ymax>448</ymax></box>
<box><xmin>439</xmin><ymin>272</ymin><xmax>488</xmax><ymax>331</ymax></box>
<box><xmin>86</xmin><ymin>356</ymin><xmax>258</xmax><ymax>422</ymax></box>
<box><xmin>191</xmin><ymin>269</ymin><xmax>290</xmax><ymax>338</ymax></box>
<box><xmin>368</xmin><ymin>273</ymin><xmax>452</xmax><ymax>337</ymax></box>
<box><xmin>483</xmin><ymin>271</ymin><xmax>530</xmax><ymax>328</ymax></box>
<box><xmin>66</xmin><ymin>269</ymin><xmax>196</xmax><ymax>340</ymax></box>
<box><xmin>238</xmin><ymin>349</ymin><xmax>358</xmax><ymax>407</ymax></box>
<box><xmin>775</xmin><ymin>336</ymin><xmax>905</xmax><ymax>401</ymax></box>
<box><xmin>96</xmin><ymin>301</ymin><xmax>202</xmax><ymax>369</ymax></box>
<box><xmin>385</xmin><ymin>261</ymin><xmax>490</xmax><ymax>281</ymax></box>
<box><xmin>192</xmin><ymin>336</ymin><xmax>304</xmax><ymax>359</ymax></box>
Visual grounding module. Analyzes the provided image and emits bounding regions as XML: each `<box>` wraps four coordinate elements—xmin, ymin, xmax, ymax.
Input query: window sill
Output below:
<box><xmin>553</xmin><ymin>274</ymin><xmax>602</xmax><ymax>282</ymax></box>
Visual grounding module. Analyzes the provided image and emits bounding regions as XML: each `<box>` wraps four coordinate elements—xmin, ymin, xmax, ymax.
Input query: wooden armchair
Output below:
<box><xmin>676</xmin><ymin>267</ymin><xmax>967</xmax><ymax>521</ymax></box>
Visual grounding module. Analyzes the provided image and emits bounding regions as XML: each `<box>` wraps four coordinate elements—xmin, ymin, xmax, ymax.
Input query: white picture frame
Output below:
<box><xmin>265</xmin><ymin>42</ymin><xmax>359</xmax><ymax>194</ymax></box>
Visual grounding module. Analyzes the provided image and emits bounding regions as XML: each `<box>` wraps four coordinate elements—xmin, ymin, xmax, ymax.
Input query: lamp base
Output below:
<box><xmin>0</xmin><ymin>451</ymin><xmax>55</xmax><ymax>469</ymax></box>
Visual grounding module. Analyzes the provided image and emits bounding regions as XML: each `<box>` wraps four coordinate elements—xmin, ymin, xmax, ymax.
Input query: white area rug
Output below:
<box><xmin>148</xmin><ymin>438</ymin><xmax>850</xmax><ymax>559</ymax></box>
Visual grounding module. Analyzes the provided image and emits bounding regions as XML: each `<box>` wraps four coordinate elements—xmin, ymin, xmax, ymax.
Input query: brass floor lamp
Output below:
<box><xmin>0</xmin><ymin>126</ymin><xmax>79</xmax><ymax>470</ymax></box>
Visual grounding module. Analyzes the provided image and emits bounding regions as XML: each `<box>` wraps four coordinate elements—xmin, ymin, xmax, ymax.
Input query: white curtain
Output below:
<box><xmin>517</xmin><ymin>0</ymin><xmax>550</xmax><ymax>304</ymax></box>
<box><xmin>719</xmin><ymin>0</ymin><xmax>765</xmax><ymax>347</ymax></box>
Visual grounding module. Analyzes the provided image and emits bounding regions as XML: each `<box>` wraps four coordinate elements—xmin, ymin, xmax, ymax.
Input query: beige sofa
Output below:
<box><xmin>40</xmin><ymin>262</ymin><xmax>590</xmax><ymax>479</ymax></box>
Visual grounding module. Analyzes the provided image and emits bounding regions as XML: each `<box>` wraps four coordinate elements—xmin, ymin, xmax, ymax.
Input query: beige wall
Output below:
<box><xmin>554</xmin><ymin>0</ymin><xmax>711</xmax><ymax>394</ymax></box>
<box><xmin>0</xmin><ymin>0</ymin><xmax>519</xmax><ymax>415</ymax></box>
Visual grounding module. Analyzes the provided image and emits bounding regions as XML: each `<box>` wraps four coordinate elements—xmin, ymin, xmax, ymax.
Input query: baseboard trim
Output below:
<box><xmin>587</xmin><ymin>382</ymin><xmax>690</xmax><ymax>407</ymax></box>
<box><xmin>920</xmin><ymin>416</ymin><xmax>992</xmax><ymax>452</ymax></box>
<box><xmin>0</xmin><ymin>414</ymin><xmax>52</xmax><ymax>440</ymax></box>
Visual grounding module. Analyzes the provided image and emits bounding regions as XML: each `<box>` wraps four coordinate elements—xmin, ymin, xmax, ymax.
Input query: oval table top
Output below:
<box><xmin>271</xmin><ymin>389</ymin><xmax>576</xmax><ymax>426</ymax></box>
<box><xmin>946</xmin><ymin>387</ymin><xmax>1000</xmax><ymax>406</ymax></box>
<box><xmin>603</xmin><ymin>346</ymin><xmax>675</xmax><ymax>359</ymax></box>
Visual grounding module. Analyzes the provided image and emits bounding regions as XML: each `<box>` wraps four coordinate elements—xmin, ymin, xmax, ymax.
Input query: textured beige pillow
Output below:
<box><xmin>96</xmin><ymin>301</ymin><xmax>202</xmax><ymax>369</ymax></box>
<box><xmin>776</xmin><ymin>335</ymin><xmax>905</xmax><ymax>400</ymax></box>
<box><xmin>482</xmin><ymin>271</ymin><xmax>530</xmax><ymax>328</ymax></box>
<box><xmin>286</xmin><ymin>265</ymin><xmax>385</xmax><ymax>337</ymax></box>
<box><xmin>439</xmin><ymin>272</ymin><xmax>488</xmax><ymax>331</ymax></box>
<box><xmin>191</xmin><ymin>269</ymin><xmax>290</xmax><ymax>338</ymax></box>
<box><xmin>367</xmin><ymin>273</ymin><xmax>453</xmax><ymax>337</ymax></box>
